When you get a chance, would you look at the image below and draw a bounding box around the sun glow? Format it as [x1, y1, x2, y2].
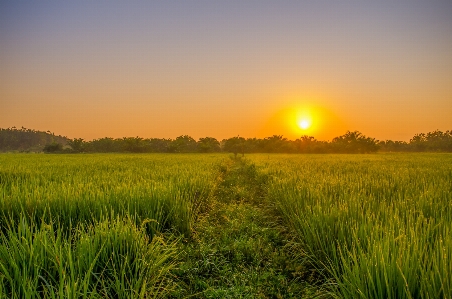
[298, 119, 311, 130]
[261, 97, 347, 140]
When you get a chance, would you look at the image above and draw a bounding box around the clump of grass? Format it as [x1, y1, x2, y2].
[0, 215, 177, 298]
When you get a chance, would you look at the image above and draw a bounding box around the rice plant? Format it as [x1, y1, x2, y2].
[2, 152, 450, 297]
[0, 153, 223, 298]
[253, 153, 452, 299]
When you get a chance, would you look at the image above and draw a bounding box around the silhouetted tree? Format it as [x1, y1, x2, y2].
[87, 137, 121, 152]
[169, 135, 198, 153]
[294, 135, 328, 153]
[331, 131, 379, 153]
[223, 136, 246, 157]
[425, 130, 452, 152]
[121, 137, 148, 153]
[410, 133, 427, 152]
[262, 135, 292, 153]
[148, 138, 172, 152]
[378, 140, 410, 152]
[198, 137, 221, 153]
[67, 138, 86, 152]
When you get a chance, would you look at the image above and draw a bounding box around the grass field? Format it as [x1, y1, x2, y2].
[0, 153, 451, 298]
[0, 154, 221, 298]
[250, 154, 452, 298]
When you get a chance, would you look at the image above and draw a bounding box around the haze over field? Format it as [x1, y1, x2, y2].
[1, 1, 451, 141]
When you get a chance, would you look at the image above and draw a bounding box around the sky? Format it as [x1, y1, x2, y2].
[1, 1, 451, 141]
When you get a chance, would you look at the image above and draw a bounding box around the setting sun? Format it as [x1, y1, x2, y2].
[298, 119, 311, 130]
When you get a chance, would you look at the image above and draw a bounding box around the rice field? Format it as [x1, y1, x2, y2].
[0, 153, 451, 298]
[0, 154, 222, 298]
[250, 153, 452, 298]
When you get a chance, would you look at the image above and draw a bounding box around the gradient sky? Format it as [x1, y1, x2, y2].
[1, 1, 451, 141]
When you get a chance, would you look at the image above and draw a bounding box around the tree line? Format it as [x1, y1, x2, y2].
[1, 127, 451, 154]
[0, 127, 68, 152]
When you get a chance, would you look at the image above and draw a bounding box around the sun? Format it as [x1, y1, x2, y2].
[261, 100, 347, 140]
[298, 119, 311, 130]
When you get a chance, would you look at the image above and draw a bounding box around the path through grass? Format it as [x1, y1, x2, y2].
[172, 157, 324, 298]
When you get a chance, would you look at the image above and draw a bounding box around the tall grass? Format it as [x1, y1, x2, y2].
[0, 216, 178, 298]
[0, 154, 220, 236]
[3, 152, 450, 297]
[252, 153, 452, 298]
[0, 153, 223, 298]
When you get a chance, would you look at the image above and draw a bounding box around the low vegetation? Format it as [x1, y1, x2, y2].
[0, 153, 451, 298]
[0, 154, 220, 298]
[253, 154, 452, 298]
[172, 157, 321, 298]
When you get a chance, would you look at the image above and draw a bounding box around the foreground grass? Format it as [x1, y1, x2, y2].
[0, 154, 222, 298]
[1, 154, 321, 298]
[0, 216, 178, 298]
[1, 153, 450, 298]
[250, 153, 452, 299]
[172, 157, 324, 298]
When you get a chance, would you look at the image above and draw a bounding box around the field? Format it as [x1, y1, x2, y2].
[252, 154, 452, 298]
[0, 153, 451, 298]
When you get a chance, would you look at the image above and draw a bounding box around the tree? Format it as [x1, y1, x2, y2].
[121, 137, 148, 153]
[294, 135, 325, 153]
[223, 136, 246, 157]
[87, 137, 120, 152]
[410, 133, 427, 151]
[378, 140, 409, 152]
[425, 130, 452, 152]
[148, 138, 172, 152]
[262, 135, 289, 153]
[169, 135, 198, 153]
[67, 138, 86, 152]
[198, 137, 221, 153]
[332, 131, 379, 153]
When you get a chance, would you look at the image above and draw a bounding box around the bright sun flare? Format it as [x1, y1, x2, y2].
[298, 119, 311, 130]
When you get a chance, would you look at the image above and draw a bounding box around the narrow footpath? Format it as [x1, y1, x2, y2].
[171, 157, 325, 298]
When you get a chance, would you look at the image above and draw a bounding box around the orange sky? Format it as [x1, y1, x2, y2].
[1, 1, 451, 141]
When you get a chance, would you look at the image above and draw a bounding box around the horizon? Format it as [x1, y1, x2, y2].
[1, 1, 451, 142]
[2, 125, 449, 143]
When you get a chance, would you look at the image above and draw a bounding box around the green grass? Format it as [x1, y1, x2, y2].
[0, 154, 220, 236]
[0, 153, 222, 298]
[0, 216, 178, 298]
[249, 153, 452, 298]
[1, 153, 451, 298]
[172, 157, 322, 298]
